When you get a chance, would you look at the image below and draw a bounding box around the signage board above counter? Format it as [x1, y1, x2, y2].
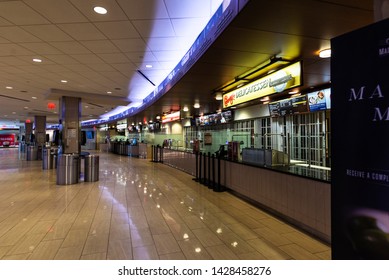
[222, 61, 302, 109]
[162, 111, 181, 123]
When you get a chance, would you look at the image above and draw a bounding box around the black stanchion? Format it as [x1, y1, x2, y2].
[211, 154, 215, 190]
[203, 152, 207, 186]
[199, 152, 203, 184]
[193, 152, 199, 182]
[207, 152, 212, 189]
[214, 155, 223, 192]
[160, 146, 163, 163]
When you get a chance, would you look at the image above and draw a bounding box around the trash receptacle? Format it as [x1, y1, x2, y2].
[84, 154, 99, 182]
[42, 147, 54, 169]
[56, 154, 79, 185]
[26, 145, 38, 161]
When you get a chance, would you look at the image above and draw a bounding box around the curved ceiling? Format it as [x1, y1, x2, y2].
[0, 0, 374, 126]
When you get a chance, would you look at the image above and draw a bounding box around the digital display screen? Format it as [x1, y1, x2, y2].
[307, 88, 331, 112]
[196, 110, 233, 126]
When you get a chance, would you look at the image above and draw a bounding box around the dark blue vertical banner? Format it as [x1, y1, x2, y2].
[331, 18, 389, 259]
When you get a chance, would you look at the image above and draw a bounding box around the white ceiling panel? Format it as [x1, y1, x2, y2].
[62, 64, 93, 72]
[57, 23, 107, 41]
[0, 16, 12, 27]
[95, 21, 140, 40]
[112, 38, 149, 52]
[98, 53, 130, 64]
[0, 43, 34, 56]
[49, 42, 91, 54]
[0, 1, 49, 25]
[80, 40, 120, 54]
[69, 0, 128, 22]
[0, 26, 40, 43]
[16, 65, 48, 74]
[70, 54, 106, 64]
[24, 0, 88, 23]
[171, 18, 207, 37]
[125, 51, 158, 63]
[0, 56, 30, 66]
[22, 25, 74, 42]
[21, 42, 63, 55]
[39, 64, 72, 73]
[165, 0, 214, 18]
[146, 37, 185, 51]
[117, 0, 169, 20]
[43, 54, 80, 65]
[86, 63, 116, 72]
[111, 64, 137, 76]
[133, 19, 175, 38]
[152, 50, 183, 61]
[0, 36, 10, 43]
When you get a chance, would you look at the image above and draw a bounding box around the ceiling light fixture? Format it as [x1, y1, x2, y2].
[183, 106, 189, 112]
[32, 96, 37, 99]
[319, 48, 331, 58]
[94, 6, 107, 15]
[32, 58, 42, 63]
[107, 91, 112, 94]
[193, 103, 200, 109]
[145, 64, 153, 68]
[215, 93, 223, 100]
[6, 86, 13, 89]
[61, 80, 68, 83]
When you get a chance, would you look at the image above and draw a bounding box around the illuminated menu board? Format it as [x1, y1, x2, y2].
[269, 95, 308, 117]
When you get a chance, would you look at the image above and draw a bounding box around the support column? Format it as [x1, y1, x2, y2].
[59, 96, 81, 154]
[25, 121, 33, 144]
[34, 115, 46, 146]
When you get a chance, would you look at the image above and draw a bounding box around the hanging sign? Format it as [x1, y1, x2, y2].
[222, 61, 302, 108]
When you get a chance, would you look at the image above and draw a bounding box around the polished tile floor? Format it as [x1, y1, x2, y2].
[0, 148, 331, 260]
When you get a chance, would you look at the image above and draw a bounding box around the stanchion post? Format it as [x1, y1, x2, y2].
[203, 152, 207, 186]
[211, 154, 215, 190]
[199, 152, 203, 184]
[214, 154, 223, 192]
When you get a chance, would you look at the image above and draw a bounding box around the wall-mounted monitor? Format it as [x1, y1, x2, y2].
[195, 110, 233, 126]
[307, 88, 331, 112]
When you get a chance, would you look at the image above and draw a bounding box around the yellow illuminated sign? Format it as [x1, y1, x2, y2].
[222, 61, 302, 108]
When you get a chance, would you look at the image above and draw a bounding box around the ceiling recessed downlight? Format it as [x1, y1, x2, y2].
[94, 6, 107, 14]
[193, 103, 200, 109]
[6, 86, 13, 89]
[319, 48, 331, 58]
[145, 64, 153, 68]
[33, 58, 42, 63]
[61, 80, 68, 83]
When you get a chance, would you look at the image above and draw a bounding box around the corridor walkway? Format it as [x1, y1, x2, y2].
[0, 148, 330, 260]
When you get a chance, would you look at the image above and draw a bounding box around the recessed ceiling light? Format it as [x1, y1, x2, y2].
[107, 91, 112, 94]
[32, 96, 37, 99]
[85, 105, 89, 108]
[319, 48, 331, 58]
[6, 86, 13, 89]
[94, 6, 107, 14]
[145, 64, 152, 68]
[24, 106, 28, 109]
[183, 106, 189, 112]
[61, 80, 68, 83]
[193, 103, 200, 109]
[33, 58, 42, 63]
[12, 112, 16, 114]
